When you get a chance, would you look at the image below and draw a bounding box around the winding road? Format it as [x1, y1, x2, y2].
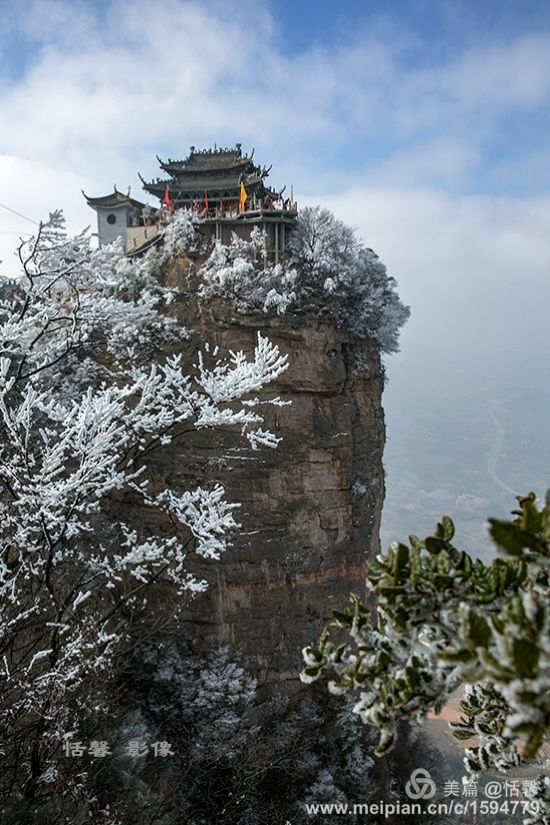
[487, 398, 518, 496]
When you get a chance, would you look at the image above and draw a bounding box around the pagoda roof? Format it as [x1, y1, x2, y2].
[157, 143, 256, 176]
[140, 178, 283, 205]
[82, 188, 145, 211]
[139, 172, 273, 194]
[139, 144, 288, 203]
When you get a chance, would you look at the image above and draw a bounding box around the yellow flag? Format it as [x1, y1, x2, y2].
[239, 182, 247, 212]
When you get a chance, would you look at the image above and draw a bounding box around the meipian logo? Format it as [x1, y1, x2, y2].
[405, 768, 436, 800]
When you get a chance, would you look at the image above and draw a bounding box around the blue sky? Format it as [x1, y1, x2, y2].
[2, 0, 550, 204]
[0, 0, 548, 368]
[1, 0, 549, 360]
[274, 0, 550, 62]
[0, 1, 549, 547]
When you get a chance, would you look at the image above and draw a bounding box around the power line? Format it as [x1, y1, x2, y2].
[0, 201, 39, 226]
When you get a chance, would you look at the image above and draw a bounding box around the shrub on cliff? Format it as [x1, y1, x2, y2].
[88, 642, 414, 825]
[302, 493, 550, 824]
[199, 205, 410, 353]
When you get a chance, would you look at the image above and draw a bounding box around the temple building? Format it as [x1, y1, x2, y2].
[82, 188, 159, 255]
[84, 144, 297, 261]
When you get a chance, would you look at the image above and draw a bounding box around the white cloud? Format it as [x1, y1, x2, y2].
[2, 0, 548, 172]
[0, 155, 90, 274]
[368, 139, 482, 188]
[310, 185, 550, 378]
[442, 34, 550, 110]
[1, 0, 550, 313]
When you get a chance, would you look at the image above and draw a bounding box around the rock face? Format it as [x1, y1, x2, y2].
[150, 258, 386, 683]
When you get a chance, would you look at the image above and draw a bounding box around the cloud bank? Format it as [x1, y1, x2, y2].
[1, 0, 548, 375]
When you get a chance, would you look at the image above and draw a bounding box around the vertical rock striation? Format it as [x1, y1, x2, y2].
[150, 259, 386, 683]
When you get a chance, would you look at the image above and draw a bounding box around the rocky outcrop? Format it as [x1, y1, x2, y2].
[147, 258, 386, 683]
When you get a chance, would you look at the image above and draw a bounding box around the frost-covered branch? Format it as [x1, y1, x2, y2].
[0, 210, 288, 804]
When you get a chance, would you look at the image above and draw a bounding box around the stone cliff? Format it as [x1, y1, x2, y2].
[145, 255, 386, 683]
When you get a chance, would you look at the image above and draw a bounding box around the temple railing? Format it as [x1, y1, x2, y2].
[160, 202, 299, 221]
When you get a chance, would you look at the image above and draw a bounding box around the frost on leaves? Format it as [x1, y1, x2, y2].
[302, 493, 550, 825]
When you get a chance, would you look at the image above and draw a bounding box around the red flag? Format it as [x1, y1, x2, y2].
[204, 191, 209, 212]
[163, 187, 172, 211]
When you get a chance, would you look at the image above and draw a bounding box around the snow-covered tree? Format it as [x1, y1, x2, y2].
[302, 493, 550, 825]
[199, 206, 410, 353]
[90, 641, 385, 825]
[0, 211, 288, 807]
